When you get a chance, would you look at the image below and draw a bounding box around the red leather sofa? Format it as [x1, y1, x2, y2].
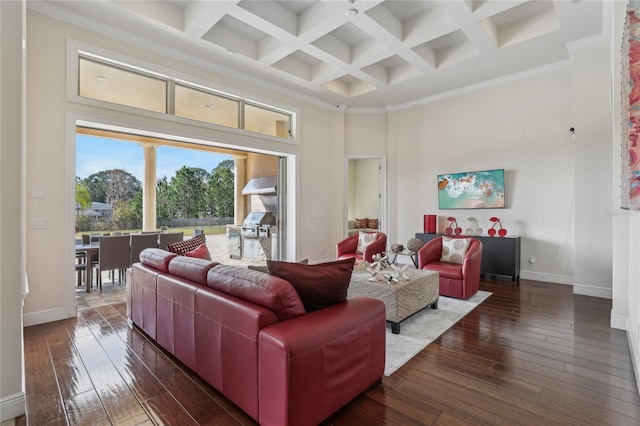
[417, 236, 482, 300]
[128, 248, 386, 426]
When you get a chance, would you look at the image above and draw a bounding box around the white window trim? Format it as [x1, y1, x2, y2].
[66, 39, 299, 145]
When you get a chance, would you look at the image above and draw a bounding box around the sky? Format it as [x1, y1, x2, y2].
[76, 134, 231, 181]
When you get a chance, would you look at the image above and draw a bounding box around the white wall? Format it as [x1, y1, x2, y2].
[343, 42, 614, 294]
[0, 1, 26, 420]
[572, 39, 614, 298]
[391, 68, 577, 284]
[23, 10, 344, 324]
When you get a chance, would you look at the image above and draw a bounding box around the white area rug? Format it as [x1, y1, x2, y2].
[384, 290, 492, 376]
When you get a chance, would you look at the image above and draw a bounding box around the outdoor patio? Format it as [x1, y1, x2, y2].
[76, 233, 259, 310]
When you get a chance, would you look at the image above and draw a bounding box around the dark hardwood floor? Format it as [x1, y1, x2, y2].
[21, 278, 640, 425]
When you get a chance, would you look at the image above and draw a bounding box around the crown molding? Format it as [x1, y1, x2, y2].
[386, 59, 573, 112]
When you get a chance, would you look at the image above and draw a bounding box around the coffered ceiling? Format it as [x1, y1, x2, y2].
[29, 0, 605, 109]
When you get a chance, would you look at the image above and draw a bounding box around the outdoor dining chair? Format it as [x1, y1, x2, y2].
[130, 233, 159, 267]
[96, 235, 130, 291]
[159, 232, 184, 251]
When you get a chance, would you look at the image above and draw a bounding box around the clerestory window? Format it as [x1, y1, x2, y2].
[77, 53, 295, 140]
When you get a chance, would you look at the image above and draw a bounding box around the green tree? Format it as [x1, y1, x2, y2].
[156, 176, 175, 223]
[170, 166, 209, 218]
[82, 169, 141, 205]
[112, 191, 142, 229]
[75, 181, 92, 212]
[208, 160, 234, 217]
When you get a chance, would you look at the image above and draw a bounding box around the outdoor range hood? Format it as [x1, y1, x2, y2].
[242, 176, 277, 195]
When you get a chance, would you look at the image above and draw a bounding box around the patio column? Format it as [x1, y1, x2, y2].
[233, 155, 247, 225]
[142, 144, 157, 231]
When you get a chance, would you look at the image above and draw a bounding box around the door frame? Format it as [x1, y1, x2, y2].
[343, 155, 387, 237]
[68, 113, 299, 317]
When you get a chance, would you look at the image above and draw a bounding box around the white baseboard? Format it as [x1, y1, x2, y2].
[611, 313, 628, 330]
[0, 392, 25, 422]
[573, 283, 612, 299]
[23, 307, 68, 327]
[519, 270, 573, 285]
[626, 322, 640, 396]
[520, 272, 612, 299]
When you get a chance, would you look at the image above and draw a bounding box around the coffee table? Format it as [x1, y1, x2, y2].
[386, 249, 418, 267]
[347, 268, 439, 334]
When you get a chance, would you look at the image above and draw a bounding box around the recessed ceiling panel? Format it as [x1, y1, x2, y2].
[323, 74, 376, 98]
[423, 30, 481, 69]
[272, 50, 321, 81]
[33, 0, 605, 107]
[237, 0, 298, 36]
[486, 0, 559, 48]
[202, 15, 271, 60]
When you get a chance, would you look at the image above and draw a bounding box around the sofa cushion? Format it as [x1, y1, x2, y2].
[139, 248, 178, 272]
[440, 236, 471, 264]
[207, 265, 305, 321]
[356, 231, 378, 254]
[423, 261, 464, 280]
[168, 255, 219, 285]
[247, 258, 308, 274]
[354, 217, 369, 229]
[367, 218, 379, 229]
[267, 258, 355, 313]
[167, 233, 206, 256]
[185, 243, 212, 261]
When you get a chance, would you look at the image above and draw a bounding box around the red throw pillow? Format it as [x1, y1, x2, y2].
[167, 233, 206, 256]
[267, 258, 355, 312]
[354, 218, 368, 229]
[185, 243, 212, 261]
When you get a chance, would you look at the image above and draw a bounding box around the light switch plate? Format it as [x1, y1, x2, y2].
[30, 218, 49, 229]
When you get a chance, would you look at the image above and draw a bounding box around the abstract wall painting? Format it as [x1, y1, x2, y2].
[437, 169, 505, 210]
[622, 1, 640, 210]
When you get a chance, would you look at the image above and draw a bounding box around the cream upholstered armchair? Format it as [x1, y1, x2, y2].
[417, 236, 482, 300]
[337, 232, 387, 264]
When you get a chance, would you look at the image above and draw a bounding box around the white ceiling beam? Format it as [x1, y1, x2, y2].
[184, 1, 238, 38]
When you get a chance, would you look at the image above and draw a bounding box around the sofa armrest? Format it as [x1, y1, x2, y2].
[363, 233, 387, 263]
[418, 238, 442, 269]
[461, 239, 483, 298]
[336, 233, 358, 258]
[258, 297, 386, 426]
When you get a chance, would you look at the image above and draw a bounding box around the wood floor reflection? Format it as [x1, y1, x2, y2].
[22, 279, 640, 425]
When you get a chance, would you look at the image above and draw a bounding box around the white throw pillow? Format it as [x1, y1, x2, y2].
[440, 236, 471, 264]
[356, 231, 378, 254]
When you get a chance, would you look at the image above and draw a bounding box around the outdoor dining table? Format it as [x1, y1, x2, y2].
[75, 243, 99, 293]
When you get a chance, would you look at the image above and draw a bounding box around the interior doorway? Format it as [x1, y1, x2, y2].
[345, 157, 386, 236]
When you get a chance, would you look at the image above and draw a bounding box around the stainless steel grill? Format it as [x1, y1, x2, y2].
[241, 212, 276, 238]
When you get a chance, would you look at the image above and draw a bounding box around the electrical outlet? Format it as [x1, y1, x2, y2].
[30, 218, 49, 229]
[529, 256, 535, 264]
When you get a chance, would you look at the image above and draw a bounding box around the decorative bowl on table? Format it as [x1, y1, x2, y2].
[406, 237, 424, 252]
[391, 243, 404, 253]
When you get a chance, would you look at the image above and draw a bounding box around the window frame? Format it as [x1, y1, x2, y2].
[67, 40, 299, 145]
